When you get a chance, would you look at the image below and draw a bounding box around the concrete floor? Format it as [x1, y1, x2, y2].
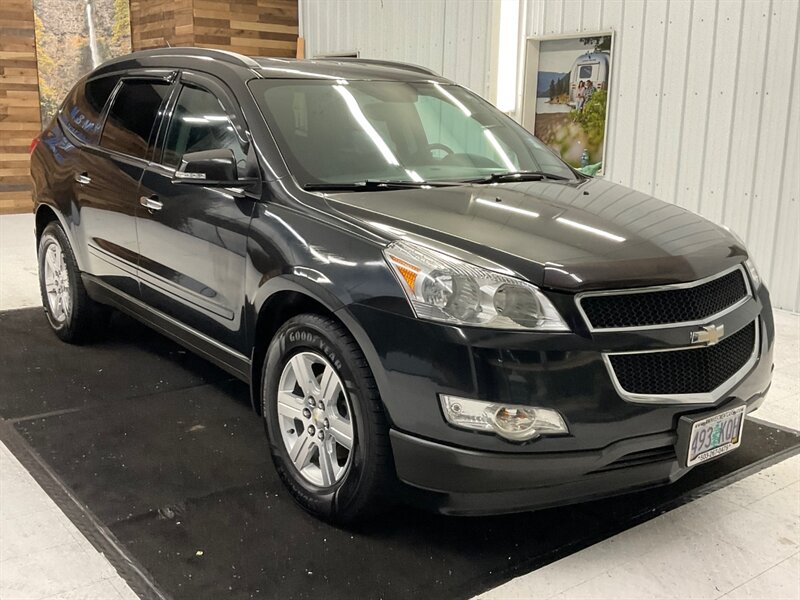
[0, 213, 798, 600]
[1, 215, 137, 599]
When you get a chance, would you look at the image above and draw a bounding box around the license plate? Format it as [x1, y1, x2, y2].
[687, 405, 746, 467]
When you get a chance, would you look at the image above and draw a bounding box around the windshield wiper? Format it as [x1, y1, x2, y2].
[303, 179, 456, 192]
[463, 170, 572, 184]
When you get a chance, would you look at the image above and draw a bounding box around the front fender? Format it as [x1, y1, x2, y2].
[249, 271, 347, 318]
[246, 273, 397, 426]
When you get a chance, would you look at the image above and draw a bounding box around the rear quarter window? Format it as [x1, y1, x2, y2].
[99, 80, 171, 160]
[59, 75, 118, 144]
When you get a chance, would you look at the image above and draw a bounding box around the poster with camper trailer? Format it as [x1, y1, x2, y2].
[33, 0, 132, 127]
[532, 34, 612, 176]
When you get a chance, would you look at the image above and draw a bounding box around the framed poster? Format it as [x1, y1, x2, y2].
[521, 32, 614, 176]
[33, 0, 132, 127]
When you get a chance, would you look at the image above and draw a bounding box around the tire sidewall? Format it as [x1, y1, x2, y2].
[262, 317, 374, 520]
[38, 225, 78, 336]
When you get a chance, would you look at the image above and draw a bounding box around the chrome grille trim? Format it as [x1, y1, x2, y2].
[601, 319, 760, 405]
[576, 264, 752, 332]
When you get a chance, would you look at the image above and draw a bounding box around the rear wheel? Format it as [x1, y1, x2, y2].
[262, 313, 395, 523]
[37, 222, 106, 343]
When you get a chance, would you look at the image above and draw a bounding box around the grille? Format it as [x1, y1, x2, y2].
[608, 321, 756, 396]
[579, 267, 749, 329]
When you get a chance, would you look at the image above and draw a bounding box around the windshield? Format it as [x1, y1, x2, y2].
[248, 79, 577, 186]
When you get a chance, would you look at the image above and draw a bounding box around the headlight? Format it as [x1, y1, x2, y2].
[744, 257, 761, 289]
[440, 395, 568, 441]
[383, 240, 568, 330]
[722, 226, 762, 288]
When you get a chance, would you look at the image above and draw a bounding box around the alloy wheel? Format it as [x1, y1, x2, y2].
[43, 240, 71, 323]
[276, 351, 355, 487]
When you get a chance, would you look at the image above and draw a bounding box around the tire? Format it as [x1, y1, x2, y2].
[37, 222, 107, 343]
[262, 313, 395, 524]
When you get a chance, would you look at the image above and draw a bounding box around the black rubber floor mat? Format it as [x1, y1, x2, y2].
[2, 307, 798, 600]
[0, 308, 229, 420]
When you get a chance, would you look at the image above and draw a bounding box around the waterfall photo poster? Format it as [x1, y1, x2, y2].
[33, 0, 132, 126]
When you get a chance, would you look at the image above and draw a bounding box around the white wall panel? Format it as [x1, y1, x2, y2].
[606, 0, 645, 185]
[746, 0, 799, 302]
[580, 0, 603, 32]
[722, 0, 771, 239]
[699, 1, 744, 225]
[629, 0, 668, 195]
[300, 0, 493, 96]
[676, 0, 717, 215]
[597, 0, 626, 185]
[527, 0, 800, 311]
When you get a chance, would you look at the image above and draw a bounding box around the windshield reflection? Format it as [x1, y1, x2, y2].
[249, 79, 577, 188]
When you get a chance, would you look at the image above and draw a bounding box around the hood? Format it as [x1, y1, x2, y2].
[321, 177, 747, 292]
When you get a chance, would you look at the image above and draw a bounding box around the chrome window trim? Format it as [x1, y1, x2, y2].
[602, 319, 760, 405]
[576, 264, 752, 332]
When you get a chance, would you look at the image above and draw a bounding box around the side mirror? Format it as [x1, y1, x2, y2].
[172, 149, 241, 186]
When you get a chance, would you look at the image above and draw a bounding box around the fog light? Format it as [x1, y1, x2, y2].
[439, 395, 568, 441]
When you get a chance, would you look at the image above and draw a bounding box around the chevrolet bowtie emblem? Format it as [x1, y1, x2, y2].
[691, 324, 725, 346]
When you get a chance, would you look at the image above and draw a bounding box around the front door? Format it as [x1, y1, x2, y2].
[136, 73, 257, 351]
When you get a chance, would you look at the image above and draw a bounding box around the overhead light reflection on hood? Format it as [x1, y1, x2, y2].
[547, 266, 583, 283]
[475, 197, 539, 218]
[556, 217, 626, 243]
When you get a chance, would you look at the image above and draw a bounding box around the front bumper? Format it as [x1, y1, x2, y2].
[390, 393, 767, 515]
[345, 284, 774, 513]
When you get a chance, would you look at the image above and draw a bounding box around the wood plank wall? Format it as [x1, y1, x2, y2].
[131, 0, 298, 58]
[193, 0, 298, 57]
[130, 0, 194, 50]
[0, 0, 40, 215]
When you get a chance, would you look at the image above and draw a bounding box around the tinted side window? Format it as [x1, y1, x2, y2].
[162, 85, 246, 169]
[60, 75, 118, 144]
[100, 80, 171, 159]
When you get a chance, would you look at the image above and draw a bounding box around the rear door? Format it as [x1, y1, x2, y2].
[44, 73, 117, 270]
[79, 75, 174, 297]
[136, 72, 257, 351]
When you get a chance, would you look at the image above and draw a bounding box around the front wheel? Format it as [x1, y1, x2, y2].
[262, 314, 395, 523]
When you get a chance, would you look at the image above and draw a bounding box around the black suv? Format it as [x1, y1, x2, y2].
[31, 49, 774, 522]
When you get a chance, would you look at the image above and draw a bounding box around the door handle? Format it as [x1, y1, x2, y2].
[74, 172, 91, 185]
[139, 195, 163, 211]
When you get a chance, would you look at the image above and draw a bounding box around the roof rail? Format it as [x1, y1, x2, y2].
[121, 47, 261, 69]
[313, 57, 439, 77]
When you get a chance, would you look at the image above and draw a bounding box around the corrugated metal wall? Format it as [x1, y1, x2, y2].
[299, 0, 494, 96]
[301, 0, 799, 311]
[527, 0, 799, 311]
